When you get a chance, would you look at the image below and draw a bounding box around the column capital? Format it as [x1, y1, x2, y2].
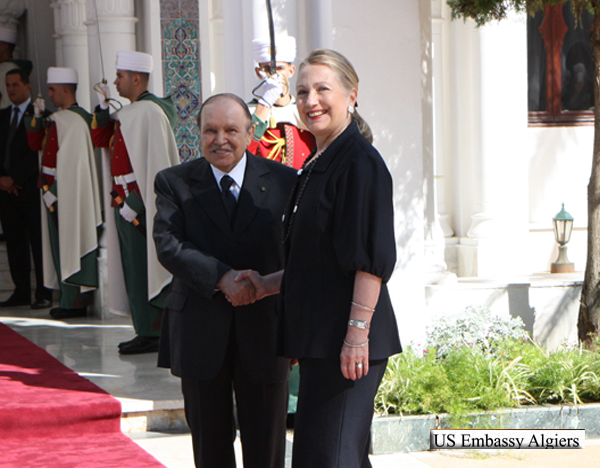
[0, 0, 25, 29]
[85, 0, 134, 19]
[52, 0, 87, 36]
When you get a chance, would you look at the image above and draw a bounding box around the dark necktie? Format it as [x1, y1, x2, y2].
[4, 107, 19, 172]
[220, 175, 237, 226]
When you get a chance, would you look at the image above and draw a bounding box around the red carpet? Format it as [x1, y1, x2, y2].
[0, 322, 165, 467]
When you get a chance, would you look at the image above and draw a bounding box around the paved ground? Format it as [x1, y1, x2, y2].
[3, 303, 600, 467]
[130, 429, 600, 468]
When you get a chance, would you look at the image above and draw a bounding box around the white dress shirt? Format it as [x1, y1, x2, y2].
[210, 154, 247, 201]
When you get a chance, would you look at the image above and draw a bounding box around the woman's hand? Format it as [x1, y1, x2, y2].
[234, 270, 269, 301]
[340, 270, 380, 380]
[340, 328, 370, 380]
[234, 270, 284, 301]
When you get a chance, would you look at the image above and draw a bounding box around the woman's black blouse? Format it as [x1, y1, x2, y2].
[279, 121, 402, 360]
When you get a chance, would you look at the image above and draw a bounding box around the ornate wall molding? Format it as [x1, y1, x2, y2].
[51, 0, 87, 36]
[85, 0, 133, 18]
[0, 0, 25, 28]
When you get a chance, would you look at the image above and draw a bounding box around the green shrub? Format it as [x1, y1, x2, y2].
[375, 307, 600, 424]
[426, 305, 529, 357]
[375, 342, 534, 420]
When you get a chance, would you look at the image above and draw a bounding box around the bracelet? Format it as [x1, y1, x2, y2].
[351, 301, 375, 313]
[343, 338, 370, 348]
[348, 319, 370, 330]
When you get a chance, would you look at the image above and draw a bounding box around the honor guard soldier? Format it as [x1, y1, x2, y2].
[25, 67, 102, 319]
[248, 35, 315, 169]
[91, 51, 179, 354]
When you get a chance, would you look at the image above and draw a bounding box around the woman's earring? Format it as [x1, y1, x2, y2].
[348, 104, 355, 114]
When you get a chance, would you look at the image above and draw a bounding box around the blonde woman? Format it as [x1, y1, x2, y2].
[239, 49, 401, 467]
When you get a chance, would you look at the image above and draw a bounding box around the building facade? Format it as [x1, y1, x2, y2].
[0, 0, 586, 348]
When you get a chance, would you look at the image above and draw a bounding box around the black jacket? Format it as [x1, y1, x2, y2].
[0, 103, 39, 189]
[154, 152, 296, 383]
[279, 121, 402, 360]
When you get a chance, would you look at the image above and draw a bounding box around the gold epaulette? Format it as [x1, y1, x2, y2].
[263, 129, 286, 161]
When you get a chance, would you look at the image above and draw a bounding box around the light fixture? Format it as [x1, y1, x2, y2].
[551, 203, 574, 273]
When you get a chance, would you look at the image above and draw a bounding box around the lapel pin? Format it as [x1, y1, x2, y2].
[260, 186, 266, 192]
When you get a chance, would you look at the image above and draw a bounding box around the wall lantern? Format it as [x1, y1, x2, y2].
[551, 203, 574, 273]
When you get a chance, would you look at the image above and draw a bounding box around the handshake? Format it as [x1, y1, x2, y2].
[217, 269, 270, 307]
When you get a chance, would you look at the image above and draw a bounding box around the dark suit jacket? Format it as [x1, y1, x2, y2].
[154, 152, 296, 384]
[0, 103, 39, 189]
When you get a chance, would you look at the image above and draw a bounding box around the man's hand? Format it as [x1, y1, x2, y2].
[254, 73, 286, 108]
[119, 202, 138, 222]
[94, 82, 110, 110]
[218, 269, 257, 306]
[0, 177, 19, 196]
[0, 176, 14, 192]
[234, 270, 270, 301]
[33, 97, 45, 117]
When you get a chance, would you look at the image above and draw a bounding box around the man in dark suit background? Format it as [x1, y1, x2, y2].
[153, 93, 296, 468]
[0, 68, 51, 309]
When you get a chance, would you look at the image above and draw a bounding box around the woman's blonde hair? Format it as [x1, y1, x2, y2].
[298, 49, 373, 143]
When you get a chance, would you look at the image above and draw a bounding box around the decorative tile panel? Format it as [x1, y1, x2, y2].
[179, 0, 199, 19]
[160, 0, 202, 162]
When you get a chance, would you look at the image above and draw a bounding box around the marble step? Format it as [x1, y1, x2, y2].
[119, 397, 186, 434]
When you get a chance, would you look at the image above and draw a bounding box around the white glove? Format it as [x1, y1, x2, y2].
[119, 202, 138, 222]
[95, 82, 110, 110]
[33, 97, 45, 117]
[43, 190, 57, 209]
[255, 73, 285, 108]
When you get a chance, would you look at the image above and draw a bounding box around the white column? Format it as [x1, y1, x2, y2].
[84, 0, 137, 318]
[432, 2, 454, 240]
[423, 0, 456, 284]
[50, 1, 64, 66]
[221, 0, 254, 98]
[455, 14, 530, 278]
[251, 0, 299, 39]
[208, 0, 302, 100]
[51, 0, 90, 110]
[306, 0, 332, 50]
[138, 0, 163, 97]
[84, 0, 137, 108]
[0, 1, 24, 29]
[204, 0, 224, 96]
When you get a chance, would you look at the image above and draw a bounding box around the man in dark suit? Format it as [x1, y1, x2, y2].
[0, 68, 51, 309]
[153, 93, 296, 468]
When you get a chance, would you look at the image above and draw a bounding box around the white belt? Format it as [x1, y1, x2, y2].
[42, 166, 56, 176]
[113, 173, 136, 197]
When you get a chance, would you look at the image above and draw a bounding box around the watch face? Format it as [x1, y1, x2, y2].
[349, 319, 369, 329]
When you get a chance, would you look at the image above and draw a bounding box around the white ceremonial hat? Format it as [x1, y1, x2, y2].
[0, 26, 17, 45]
[252, 35, 296, 64]
[116, 50, 153, 73]
[47, 67, 78, 84]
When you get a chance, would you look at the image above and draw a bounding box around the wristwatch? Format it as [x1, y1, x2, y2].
[348, 319, 370, 330]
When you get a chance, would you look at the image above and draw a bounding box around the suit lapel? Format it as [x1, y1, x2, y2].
[233, 153, 270, 239]
[6, 106, 20, 148]
[8, 104, 33, 147]
[189, 159, 232, 237]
